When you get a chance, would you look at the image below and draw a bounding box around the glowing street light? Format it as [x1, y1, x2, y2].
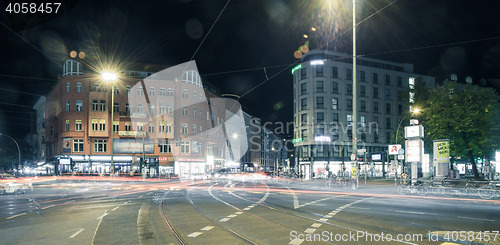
[395, 107, 421, 146]
[101, 71, 118, 176]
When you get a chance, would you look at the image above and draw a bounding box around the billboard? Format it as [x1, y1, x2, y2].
[113, 139, 154, 154]
[405, 139, 423, 162]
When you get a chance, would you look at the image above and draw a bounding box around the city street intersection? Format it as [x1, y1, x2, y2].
[1, 176, 499, 245]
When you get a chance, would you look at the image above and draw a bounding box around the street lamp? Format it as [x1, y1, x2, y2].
[102, 71, 118, 176]
[0, 133, 21, 176]
[395, 108, 420, 146]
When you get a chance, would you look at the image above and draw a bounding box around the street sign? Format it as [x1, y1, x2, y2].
[398, 154, 405, 160]
[350, 154, 356, 161]
[398, 148, 404, 155]
[357, 149, 366, 154]
[388, 144, 402, 155]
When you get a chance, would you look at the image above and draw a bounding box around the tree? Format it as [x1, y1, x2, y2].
[419, 80, 498, 179]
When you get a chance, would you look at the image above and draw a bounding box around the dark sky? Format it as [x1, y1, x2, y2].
[1, 0, 500, 139]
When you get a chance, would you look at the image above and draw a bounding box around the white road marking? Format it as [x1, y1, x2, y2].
[289, 238, 304, 245]
[6, 212, 26, 220]
[200, 226, 214, 231]
[235, 212, 243, 215]
[112, 206, 120, 211]
[96, 212, 109, 220]
[219, 218, 230, 222]
[69, 228, 85, 239]
[42, 205, 55, 210]
[227, 214, 237, 218]
[457, 216, 495, 222]
[311, 223, 322, 228]
[187, 232, 203, 238]
[304, 228, 316, 234]
[395, 210, 425, 215]
[92, 210, 108, 245]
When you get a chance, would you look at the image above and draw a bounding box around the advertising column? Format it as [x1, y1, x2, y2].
[433, 139, 450, 179]
[404, 124, 424, 183]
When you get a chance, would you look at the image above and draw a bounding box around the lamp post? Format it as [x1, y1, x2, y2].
[102, 71, 118, 176]
[0, 133, 21, 176]
[394, 108, 420, 183]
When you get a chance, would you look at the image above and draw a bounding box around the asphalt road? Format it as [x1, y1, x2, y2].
[1, 177, 499, 245]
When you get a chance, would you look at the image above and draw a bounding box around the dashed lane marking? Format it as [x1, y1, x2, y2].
[69, 228, 85, 239]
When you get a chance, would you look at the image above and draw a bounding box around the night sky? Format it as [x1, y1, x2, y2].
[1, 0, 500, 139]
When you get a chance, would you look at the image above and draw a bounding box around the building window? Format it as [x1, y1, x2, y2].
[301, 113, 307, 126]
[193, 124, 197, 134]
[125, 103, 130, 113]
[158, 121, 165, 133]
[346, 68, 352, 80]
[398, 104, 403, 114]
[385, 89, 391, 100]
[332, 82, 338, 94]
[386, 103, 391, 114]
[73, 139, 83, 152]
[300, 98, 307, 111]
[332, 98, 338, 110]
[360, 116, 366, 127]
[149, 123, 155, 133]
[50, 125, 54, 136]
[300, 83, 307, 95]
[347, 114, 353, 124]
[193, 107, 197, 117]
[166, 104, 172, 114]
[114, 102, 119, 113]
[360, 86, 366, 97]
[301, 129, 308, 141]
[180, 141, 190, 153]
[113, 121, 119, 132]
[75, 120, 82, 131]
[66, 100, 70, 112]
[166, 124, 172, 133]
[92, 100, 98, 111]
[136, 122, 143, 131]
[347, 84, 352, 94]
[300, 68, 307, 80]
[374, 133, 379, 143]
[100, 100, 106, 111]
[373, 87, 379, 98]
[159, 141, 171, 153]
[386, 132, 391, 143]
[386, 74, 391, 85]
[149, 87, 155, 96]
[373, 73, 378, 83]
[397, 76, 403, 87]
[316, 112, 324, 124]
[99, 119, 106, 131]
[182, 107, 187, 116]
[193, 91, 197, 101]
[126, 85, 131, 95]
[374, 102, 379, 113]
[182, 123, 188, 134]
[332, 66, 338, 78]
[315, 65, 323, 77]
[66, 82, 70, 93]
[149, 104, 155, 115]
[398, 92, 403, 102]
[360, 71, 365, 82]
[347, 99, 352, 110]
[137, 104, 143, 113]
[332, 113, 339, 122]
[125, 122, 131, 131]
[182, 89, 188, 99]
[160, 87, 166, 96]
[65, 120, 70, 131]
[167, 88, 173, 96]
[138, 86, 143, 96]
[159, 104, 165, 114]
[316, 97, 324, 109]
[75, 100, 82, 111]
[94, 139, 107, 153]
[316, 81, 324, 93]
[76, 83, 82, 93]
[113, 86, 119, 95]
[360, 101, 366, 112]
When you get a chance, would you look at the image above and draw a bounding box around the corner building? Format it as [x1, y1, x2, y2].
[45, 60, 228, 177]
[292, 49, 435, 179]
